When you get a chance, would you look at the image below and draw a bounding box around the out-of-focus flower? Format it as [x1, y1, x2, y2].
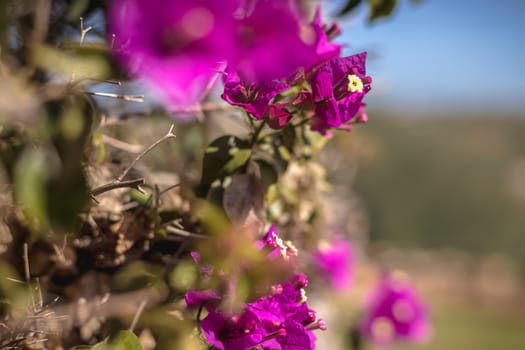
[310, 6, 342, 65]
[312, 238, 354, 291]
[221, 5, 342, 128]
[257, 224, 299, 260]
[108, 0, 239, 110]
[232, 0, 322, 82]
[185, 226, 324, 349]
[109, 0, 330, 113]
[308, 52, 372, 135]
[359, 272, 431, 347]
[192, 274, 325, 350]
[185, 289, 222, 309]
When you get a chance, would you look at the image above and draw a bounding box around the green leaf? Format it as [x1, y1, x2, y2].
[67, 0, 91, 20]
[45, 97, 92, 230]
[92, 131, 107, 163]
[260, 127, 295, 175]
[223, 172, 264, 229]
[368, 0, 398, 21]
[111, 261, 163, 293]
[224, 148, 252, 173]
[129, 187, 153, 207]
[76, 331, 143, 350]
[107, 331, 143, 350]
[338, 0, 363, 16]
[255, 159, 278, 192]
[195, 199, 230, 235]
[0, 262, 29, 313]
[201, 135, 250, 185]
[14, 148, 49, 230]
[32, 43, 110, 82]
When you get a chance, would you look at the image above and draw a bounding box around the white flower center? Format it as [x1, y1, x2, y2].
[347, 74, 364, 93]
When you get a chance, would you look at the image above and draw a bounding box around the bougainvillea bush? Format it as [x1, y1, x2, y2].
[0, 0, 430, 349]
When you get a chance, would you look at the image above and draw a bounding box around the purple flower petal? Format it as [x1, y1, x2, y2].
[359, 273, 432, 346]
[221, 67, 289, 120]
[308, 52, 370, 133]
[108, 0, 239, 110]
[232, 0, 319, 81]
[201, 310, 264, 350]
[312, 239, 354, 291]
[185, 289, 222, 309]
[310, 6, 342, 65]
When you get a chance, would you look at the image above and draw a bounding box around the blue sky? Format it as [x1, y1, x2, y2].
[330, 0, 525, 115]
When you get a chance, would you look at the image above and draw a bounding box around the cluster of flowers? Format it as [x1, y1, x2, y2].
[108, 0, 371, 135]
[312, 239, 430, 346]
[184, 226, 430, 349]
[221, 8, 371, 135]
[185, 225, 326, 350]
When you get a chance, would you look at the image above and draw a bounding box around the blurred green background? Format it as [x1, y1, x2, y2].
[353, 113, 525, 271]
[330, 0, 525, 348]
[338, 112, 525, 349]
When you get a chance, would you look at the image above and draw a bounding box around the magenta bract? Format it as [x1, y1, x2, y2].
[309, 52, 371, 134]
[359, 273, 431, 346]
[312, 239, 354, 291]
[108, 0, 239, 110]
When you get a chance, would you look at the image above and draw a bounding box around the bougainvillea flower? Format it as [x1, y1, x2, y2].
[309, 52, 372, 134]
[312, 238, 354, 291]
[195, 274, 324, 350]
[201, 309, 266, 350]
[108, 0, 239, 110]
[265, 103, 293, 129]
[185, 224, 324, 349]
[359, 273, 431, 346]
[185, 289, 221, 309]
[232, 0, 321, 82]
[222, 5, 342, 127]
[221, 67, 290, 121]
[310, 6, 342, 65]
[257, 224, 298, 260]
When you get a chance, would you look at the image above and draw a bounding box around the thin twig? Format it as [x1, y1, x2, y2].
[171, 103, 237, 115]
[158, 183, 181, 196]
[117, 124, 176, 182]
[23, 243, 36, 313]
[90, 193, 100, 204]
[164, 218, 184, 230]
[165, 226, 207, 239]
[79, 17, 93, 45]
[35, 278, 43, 311]
[153, 184, 161, 231]
[102, 135, 143, 154]
[23, 243, 30, 282]
[5, 277, 24, 284]
[250, 120, 266, 147]
[91, 178, 145, 196]
[84, 78, 122, 86]
[86, 91, 144, 103]
[129, 298, 148, 332]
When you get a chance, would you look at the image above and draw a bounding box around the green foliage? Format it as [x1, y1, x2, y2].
[32, 43, 110, 83]
[14, 148, 49, 230]
[345, 114, 525, 271]
[76, 331, 143, 350]
[390, 306, 525, 350]
[111, 261, 164, 293]
[368, 0, 398, 21]
[338, 0, 402, 21]
[0, 262, 29, 315]
[200, 135, 251, 186]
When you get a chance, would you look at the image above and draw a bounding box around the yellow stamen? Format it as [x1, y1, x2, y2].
[347, 74, 364, 93]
